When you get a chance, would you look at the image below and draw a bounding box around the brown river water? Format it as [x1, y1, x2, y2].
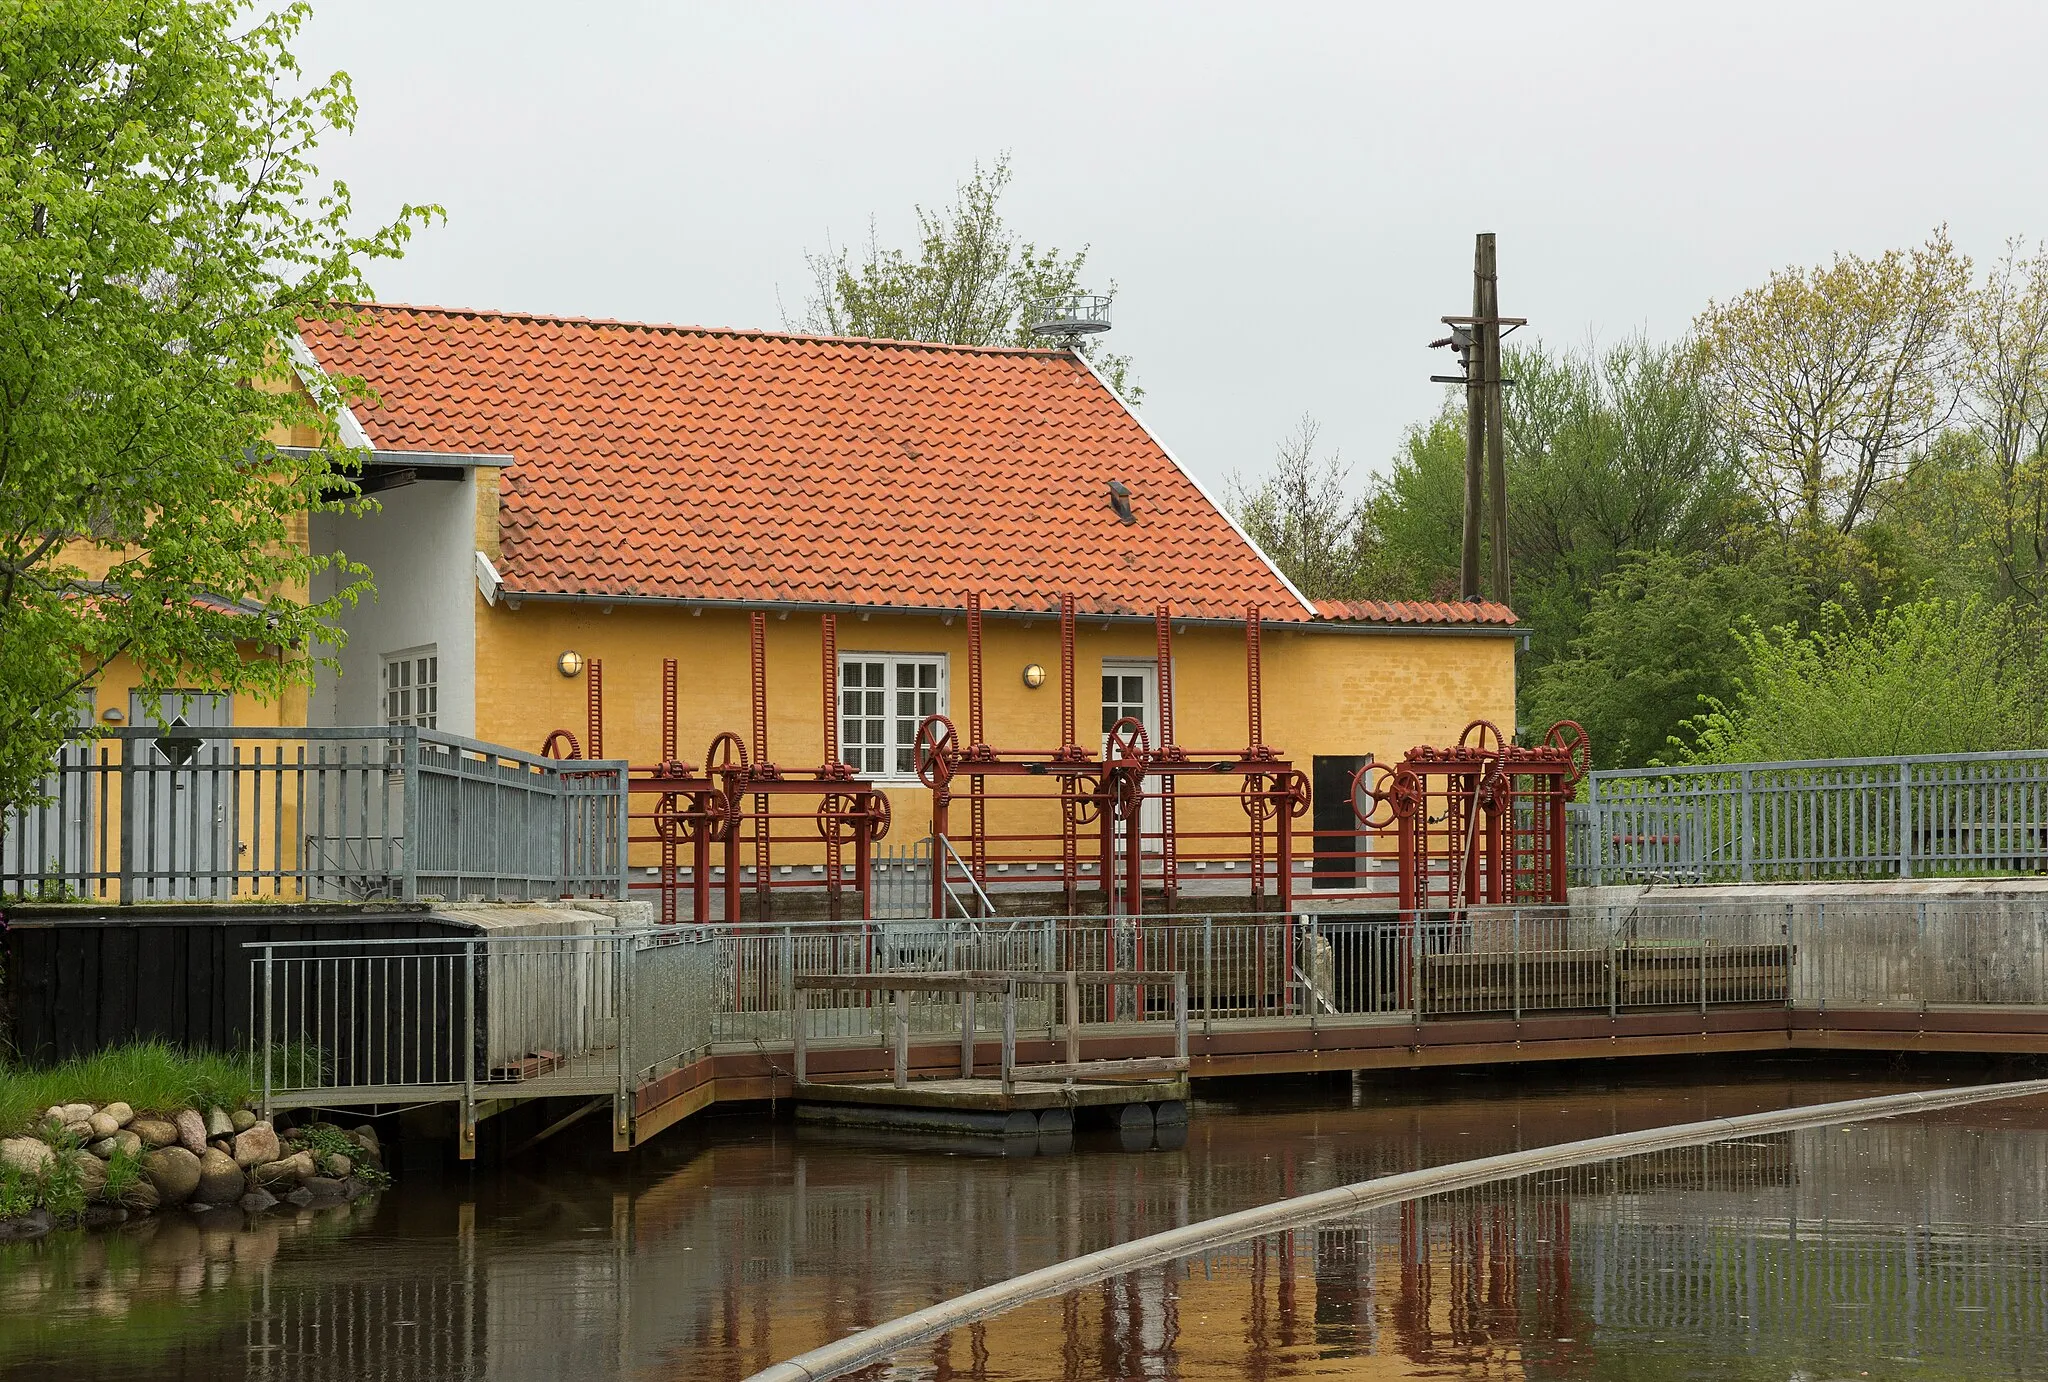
[1, 1057, 2044, 1381]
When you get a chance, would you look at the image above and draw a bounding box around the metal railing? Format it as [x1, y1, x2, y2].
[234, 895, 2048, 1119]
[791, 970, 1189, 1091]
[1, 726, 627, 903]
[246, 928, 716, 1129]
[1576, 750, 2048, 886]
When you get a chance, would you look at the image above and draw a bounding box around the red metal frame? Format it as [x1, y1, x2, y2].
[540, 616, 891, 924]
[915, 599, 1311, 919]
[1354, 718, 1589, 915]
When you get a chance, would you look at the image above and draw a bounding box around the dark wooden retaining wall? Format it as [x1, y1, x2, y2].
[2, 904, 476, 1062]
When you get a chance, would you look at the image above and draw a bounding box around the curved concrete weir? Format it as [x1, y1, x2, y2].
[745, 1078, 2048, 1382]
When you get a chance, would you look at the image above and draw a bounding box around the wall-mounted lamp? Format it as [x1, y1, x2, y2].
[557, 650, 586, 678]
[100, 708, 125, 724]
[1022, 663, 1047, 689]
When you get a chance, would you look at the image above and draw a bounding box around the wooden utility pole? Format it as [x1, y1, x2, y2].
[1431, 233, 1525, 606]
[1459, 242, 1485, 601]
[1477, 234, 1510, 605]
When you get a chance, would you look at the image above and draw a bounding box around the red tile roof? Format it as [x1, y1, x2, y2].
[298, 306, 1315, 621]
[1314, 599, 1519, 627]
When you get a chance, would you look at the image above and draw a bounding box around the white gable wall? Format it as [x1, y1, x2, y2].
[308, 473, 479, 735]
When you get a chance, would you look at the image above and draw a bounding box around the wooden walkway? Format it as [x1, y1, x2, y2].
[618, 1000, 2048, 1147]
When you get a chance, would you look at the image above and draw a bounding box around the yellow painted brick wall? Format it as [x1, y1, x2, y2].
[475, 602, 1516, 867]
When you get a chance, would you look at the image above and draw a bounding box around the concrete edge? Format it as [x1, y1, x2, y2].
[743, 1078, 2048, 1382]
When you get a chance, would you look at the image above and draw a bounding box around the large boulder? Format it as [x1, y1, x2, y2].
[130, 1118, 179, 1150]
[230, 1109, 257, 1133]
[204, 1107, 234, 1139]
[88, 1131, 142, 1161]
[117, 1177, 159, 1212]
[61, 1120, 94, 1142]
[352, 1125, 382, 1162]
[301, 1176, 348, 1200]
[141, 1146, 202, 1207]
[195, 1149, 244, 1206]
[173, 1109, 208, 1157]
[253, 1152, 315, 1190]
[63, 1150, 108, 1198]
[232, 1122, 280, 1169]
[320, 1153, 353, 1179]
[238, 1187, 278, 1213]
[101, 1102, 133, 1128]
[87, 1111, 120, 1139]
[0, 1138, 52, 1175]
[57, 1103, 93, 1124]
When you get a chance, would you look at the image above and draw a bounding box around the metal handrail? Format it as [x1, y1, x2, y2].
[935, 833, 997, 919]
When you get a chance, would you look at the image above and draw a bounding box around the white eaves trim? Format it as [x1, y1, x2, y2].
[282, 331, 375, 450]
[1072, 351, 1318, 619]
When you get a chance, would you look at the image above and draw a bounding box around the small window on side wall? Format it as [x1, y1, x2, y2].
[382, 646, 439, 729]
[840, 654, 945, 779]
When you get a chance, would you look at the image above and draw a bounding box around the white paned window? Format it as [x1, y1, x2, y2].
[840, 654, 946, 779]
[382, 646, 440, 729]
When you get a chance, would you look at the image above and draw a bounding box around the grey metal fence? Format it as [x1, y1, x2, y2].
[246, 928, 717, 1126]
[232, 895, 2048, 1119]
[0, 726, 627, 903]
[1575, 751, 2048, 885]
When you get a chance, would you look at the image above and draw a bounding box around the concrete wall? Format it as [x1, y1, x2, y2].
[309, 474, 480, 735]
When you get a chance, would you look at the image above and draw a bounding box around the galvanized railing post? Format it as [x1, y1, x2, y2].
[1607, 906, 1618, 1019]
[1739, 767, 1754, 883]
[1512, 908, 1522, 1024]
[400, 729, 420, 902]
[1000, 979, 1017, 1094]
[117, 735, 138, 905]
[261, 944, 275, 1116]
[1898, 760, 1913, 880]
[1587, 774, 1604, 888]
[616, 936, 634, 1142]
[892, 987, 910, 1089]
[1175, 972, 1189, 1066]
[461, 939, 477, 1158]
[1202, 916, 1214, 1035]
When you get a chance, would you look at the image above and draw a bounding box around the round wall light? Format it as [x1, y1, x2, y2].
[1022, 663, 1048, 689]
[557, 650, 586, 678]
[100, 707, 125, 724]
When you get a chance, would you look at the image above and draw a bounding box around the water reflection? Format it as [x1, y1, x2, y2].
[0, 1065, 2036, 1380]
[889, 1117, 2048, 1379]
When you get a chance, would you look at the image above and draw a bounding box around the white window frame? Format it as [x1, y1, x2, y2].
[838, 652, 948, 783]
[381, 645, 441, 730]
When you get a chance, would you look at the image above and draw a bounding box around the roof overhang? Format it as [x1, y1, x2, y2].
[491, 589, 1521, 635]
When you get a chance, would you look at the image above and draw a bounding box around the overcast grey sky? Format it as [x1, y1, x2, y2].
[299, 1, 2048, 492]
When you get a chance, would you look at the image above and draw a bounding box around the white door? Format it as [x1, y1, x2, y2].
[128, 692, 232, 899]
[1101, 661, 1164, 852]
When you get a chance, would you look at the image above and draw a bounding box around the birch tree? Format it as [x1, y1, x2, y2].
[1696, 230, 1969, 537]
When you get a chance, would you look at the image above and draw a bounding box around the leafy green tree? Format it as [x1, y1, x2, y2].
[1522, 550, 1798, 768]
[1695, 229, 1970, 539]
[0, 0, 432, 812]
[790, 153, 1139, 399]
[1225, 415, 1379, 599]
[1675, 597, 2047, 763]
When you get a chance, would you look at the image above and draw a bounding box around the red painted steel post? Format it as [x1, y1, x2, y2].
[1548, 777, 1569, 905]
[1154, 606, 1177, 903]
[966, 593, 986, 886]
[1060, 593, 1078, 914]
[821, 615, 842, 916]
[1246, 604, 1264, 752]
[586, 658, 604, 762]
[930, 786, 950, 919]
[1485, 778, 1507, 906]
[748, 613, 771, 920]
[1278, 783, 1294, 913]
[660, 659, 678, 926]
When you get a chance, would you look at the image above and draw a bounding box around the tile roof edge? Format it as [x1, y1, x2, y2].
[1067, 352, 1319, 620]
[495, 589, 1314, 622]
[304, 303, 1083, 358]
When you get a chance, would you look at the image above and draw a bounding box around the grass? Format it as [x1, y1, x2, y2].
[0, 1042, 253, 1136]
